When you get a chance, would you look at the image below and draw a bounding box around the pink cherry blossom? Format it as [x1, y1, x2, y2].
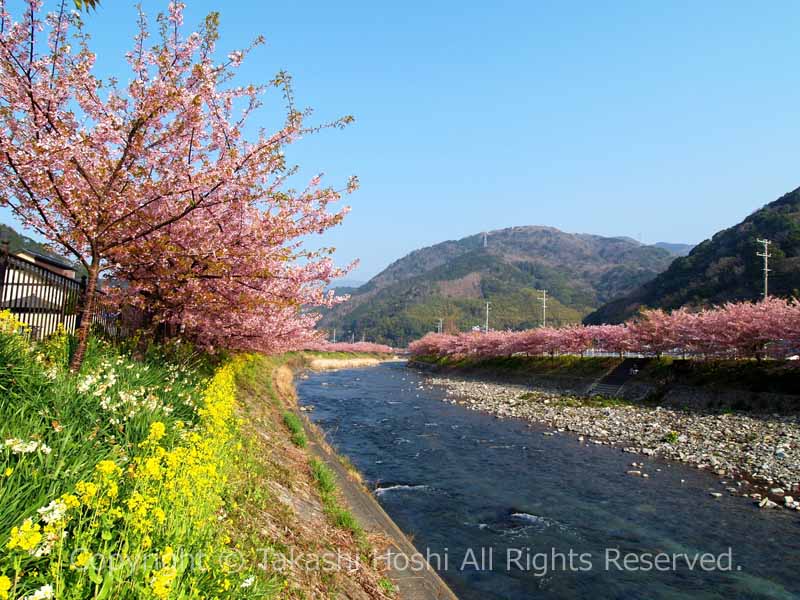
[409, 298, 800, 362]
[0, 1, 355, 366]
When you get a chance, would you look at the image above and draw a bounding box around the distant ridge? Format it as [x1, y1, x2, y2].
[652, 242, 694, 256]
[321, 225, 677, 346]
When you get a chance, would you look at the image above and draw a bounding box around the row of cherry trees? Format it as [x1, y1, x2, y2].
[0, 1, 355, 368]
[409, 298, 800, 361]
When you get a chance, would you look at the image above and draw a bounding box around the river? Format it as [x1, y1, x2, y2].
[296, 362, 800, 599]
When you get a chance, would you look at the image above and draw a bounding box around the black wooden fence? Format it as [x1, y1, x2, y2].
[0, 242, 84, 340]
[0, 242, 130, 341]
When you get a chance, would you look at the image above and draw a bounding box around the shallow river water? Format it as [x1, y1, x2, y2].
[296, 362, 800, 600]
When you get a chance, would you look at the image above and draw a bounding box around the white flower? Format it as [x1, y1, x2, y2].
[4, 438, 50, 455]
[77, 374, 96, 393]
[24, 584, 54, 600]
[241, 576, 255, 588]
[37, 500, 67, 524]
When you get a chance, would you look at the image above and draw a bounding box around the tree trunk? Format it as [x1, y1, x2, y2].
[69, 263, 99, 372]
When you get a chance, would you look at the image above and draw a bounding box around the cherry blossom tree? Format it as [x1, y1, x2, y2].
[408, 299, 800, 361]
[0, 1, 354, 368]
[627, 309, 678, 357]
[105, 176, 355, 353]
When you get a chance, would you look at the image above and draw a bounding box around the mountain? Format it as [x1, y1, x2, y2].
[325, 279, 366, 293]
[653, 242, 694, 256]
[332, 279, 367, 289]
[0, 222, 88, 279]
[321, 226, 677, 346]
[585, 187, 800, 324]
[0, 223, 65, 261]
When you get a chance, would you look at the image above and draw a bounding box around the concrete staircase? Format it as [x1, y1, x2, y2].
[587, 357, 652, 398]
[588, 382, 624, 397]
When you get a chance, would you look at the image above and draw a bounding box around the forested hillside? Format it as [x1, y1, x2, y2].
[323, 226, 678, 345]
[585, 187, 800, 324]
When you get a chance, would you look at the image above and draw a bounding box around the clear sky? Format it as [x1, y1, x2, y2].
[3, 1, 800, 280]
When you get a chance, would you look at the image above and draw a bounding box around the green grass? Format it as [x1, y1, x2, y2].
[310, 458, 337, 497]
[0, 315, 279, 598]
[282, 411, 307, 447]
[379, 577, 397, 595]
[309, 458, 364, 542]
[520, 391, 631, 408]
[326, 504, 362, 532]
[663, 430, 680, 444]
[0, 325, 208, 544]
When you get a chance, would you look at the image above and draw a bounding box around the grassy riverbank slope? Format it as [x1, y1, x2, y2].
[0, 315, 393, 599]
[412, 354, 617, 379]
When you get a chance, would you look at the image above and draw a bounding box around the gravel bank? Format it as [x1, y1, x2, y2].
[307, 357, 397, 370]
[425, 375, 800, 513]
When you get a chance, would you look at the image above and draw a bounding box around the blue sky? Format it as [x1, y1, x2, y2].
[3, 1, 800, 280]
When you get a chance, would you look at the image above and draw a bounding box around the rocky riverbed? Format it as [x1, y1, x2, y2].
[425, 375, 800, 512]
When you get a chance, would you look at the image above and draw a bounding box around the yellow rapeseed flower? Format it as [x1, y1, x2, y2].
[0, 575, 11, 600]
[143, 457, 162, 480]
[95, 460, 121, 477]
[60, 493, 80, 510]
[72, 550, 92, 570]
[7, 518, 42, 553]
[3, 468, 12, 477]
[75, 481, 98, 504]
[148, 422, 166, 443]
[152, 507, 166, 525]
[151, 565, 177, 600]
[105, 482, 119, 499]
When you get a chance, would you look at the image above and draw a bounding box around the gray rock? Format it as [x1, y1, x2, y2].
[425, 373, 800, 511]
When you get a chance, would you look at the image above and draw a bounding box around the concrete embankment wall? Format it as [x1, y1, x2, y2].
[409, 359, 800, 414]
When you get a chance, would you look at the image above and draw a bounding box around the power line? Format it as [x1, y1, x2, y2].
[756, 238, 772, 300]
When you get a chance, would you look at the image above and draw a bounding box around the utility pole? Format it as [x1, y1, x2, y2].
[351, 332, 355, 344]
[539, 289, 548, 327]
[483, 232, 488, 248]
[437, 318, 443, 334]
[484, 301, 491, 333]
[332, 328, 336, 343]
[756, 238, 772, 300]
